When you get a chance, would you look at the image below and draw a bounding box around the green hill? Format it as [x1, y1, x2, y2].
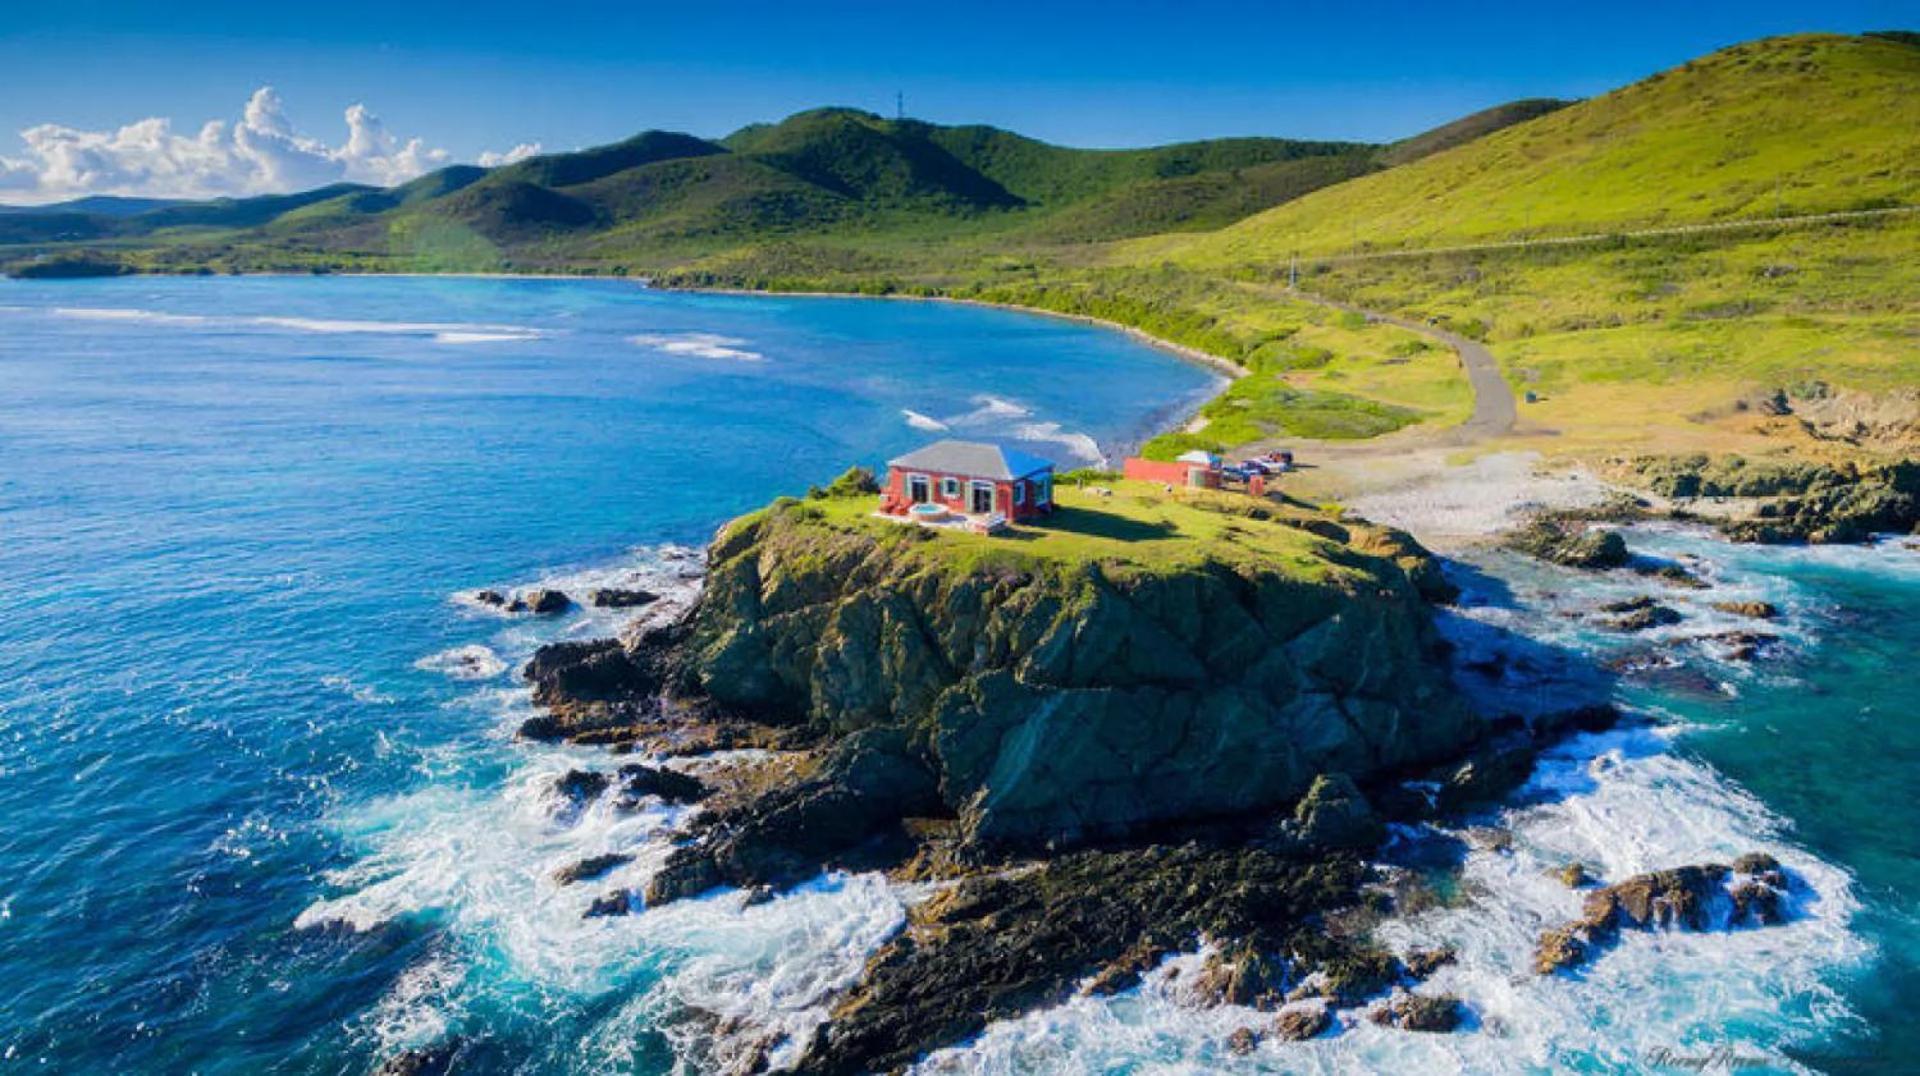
[1153, 34, 1919, 264]
[0, 103, 1527, 273]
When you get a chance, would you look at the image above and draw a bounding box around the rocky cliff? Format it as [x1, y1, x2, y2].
[520, 485, 1582, 1071]
[639, 490, 1478, 848]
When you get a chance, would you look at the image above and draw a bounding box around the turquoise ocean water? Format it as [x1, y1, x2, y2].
[0, 276, 1910, 1073]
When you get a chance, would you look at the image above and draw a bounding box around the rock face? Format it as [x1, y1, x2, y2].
[1368, 992, 1464, 1033]
[666, 500, 1478, 849]
[1533, 853, 1793, 974]
[1598, 596, 1682, 632]
[1712, 600, 1778, 620]
[1272, 1001, 1332, 1041]
[794, 844, 1372, 1075]
[646, 729, 939, 905]
[554, 853, 632, 885]
[1629, 455, 1920, 544]
[588, 587, 658, 609]
[1503, 519, 1630, 569]
[508, 588, 572, 614]
[1266, 773, 1385, 853]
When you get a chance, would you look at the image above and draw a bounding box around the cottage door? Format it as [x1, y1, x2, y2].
[970, 481, 995, 515]
[908, 475, 930, 504]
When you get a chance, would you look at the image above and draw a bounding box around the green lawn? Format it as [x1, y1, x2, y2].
[776, 482, 1384, 583]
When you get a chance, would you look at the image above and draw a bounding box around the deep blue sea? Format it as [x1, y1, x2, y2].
[0, 276, 1911, 1074]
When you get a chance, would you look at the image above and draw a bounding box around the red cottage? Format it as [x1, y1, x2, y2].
[881, 440, 1056, 523]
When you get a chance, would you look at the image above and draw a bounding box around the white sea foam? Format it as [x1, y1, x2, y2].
[51, 306, 209, 325]
[251, 316, 545, 341]
[932, 394, 1105, 465]
[413, 644, 507, 681]
[628, 332, 764, 362]
[903, 409, 950, 432]
[947, 394, 1033, 425]
[919, 727, 1868, 1074]
[320, 673, 396, 705]
[1010, 421, 1106, 465]
[47, 306, 546, 343]
[304, 749, 908, 1071]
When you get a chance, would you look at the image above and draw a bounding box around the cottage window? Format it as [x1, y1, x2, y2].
[1013, 482, 1026, 505]
[1033, 475, 1052, 505]
[941, 477, 959, 498]
[908, 474, 931, 503]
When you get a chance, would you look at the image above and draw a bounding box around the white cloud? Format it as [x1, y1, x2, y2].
[478, 142, 541, 167]
[0, 87, 458, 204]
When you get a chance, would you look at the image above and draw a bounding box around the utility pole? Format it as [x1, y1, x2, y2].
[1288, 251, 1298, 289]
[896, 91, 904, 121]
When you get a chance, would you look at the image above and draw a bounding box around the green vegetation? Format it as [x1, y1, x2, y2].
[1149, 33, 1919, 261]
[758, 479, 1392, 582]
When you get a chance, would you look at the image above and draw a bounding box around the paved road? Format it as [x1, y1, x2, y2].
[1285, 288, 1517, 441]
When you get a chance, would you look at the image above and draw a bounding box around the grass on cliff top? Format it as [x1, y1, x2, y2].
[781, 482, 1382, 583]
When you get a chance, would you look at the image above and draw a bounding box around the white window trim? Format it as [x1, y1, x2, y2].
[1013, 482, 1026, 505]
[908, 473, 931, 501]
[941, 476, 960, 498]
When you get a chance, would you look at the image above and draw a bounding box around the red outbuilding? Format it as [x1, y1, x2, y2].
[880, 440, 1056, 523]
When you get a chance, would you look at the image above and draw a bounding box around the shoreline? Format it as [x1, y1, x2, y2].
[656, 282, 1251, 380]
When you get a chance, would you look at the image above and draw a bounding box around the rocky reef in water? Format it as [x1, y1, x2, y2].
[515, 482, 1619, 1070]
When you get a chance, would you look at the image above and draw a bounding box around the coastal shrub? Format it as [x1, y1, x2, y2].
[813, 466, 881, 499]
[1058, 468, 1123, 486]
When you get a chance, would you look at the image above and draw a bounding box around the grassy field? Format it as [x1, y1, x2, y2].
[781, 480, 1379, 582]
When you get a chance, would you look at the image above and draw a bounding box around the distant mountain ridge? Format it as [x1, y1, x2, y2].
[0, 101, 1548, 267]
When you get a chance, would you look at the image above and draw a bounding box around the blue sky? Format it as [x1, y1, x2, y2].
[0, 1, 1911, 201]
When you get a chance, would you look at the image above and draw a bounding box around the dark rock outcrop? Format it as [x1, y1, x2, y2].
[1431, 739, 1537, 813]
[1598, 596, 1682, 632]
[1367, 992, 1463, 1033]
[554, 853, 632, 885]
[1712, 600, 1778, 620]
[473, 589, 507, 607]
[1628, 455, 1920, 544]
[1702, 631, 1780, 662]
[665, 500, 1479, 849]
[615, 763, 708, 807]
[373, 1041, 464, 1076]
[509, 588, 572, 614]
[646, 729, 939, 905]
[1266, 773, 1385, 853]
[1193, 943, 1291, 1008]
[795, 844, 1371, 1075]
[1401, 946, 1457, 978]
[1550, 862, 1595, 888]
[551, 769, 610, 804]
[1533, 853, 1793, 974]
[1272, 1001, 1332, 1041]
[589, 587, 659, 609]
[1503, 519, 1630, 569]
[584, 890, 635, 918]
[519, 639, 661, 739]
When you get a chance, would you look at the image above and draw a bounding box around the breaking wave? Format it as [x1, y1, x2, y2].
[628, 332, 764, 362]
[45, 306, 546, 342]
